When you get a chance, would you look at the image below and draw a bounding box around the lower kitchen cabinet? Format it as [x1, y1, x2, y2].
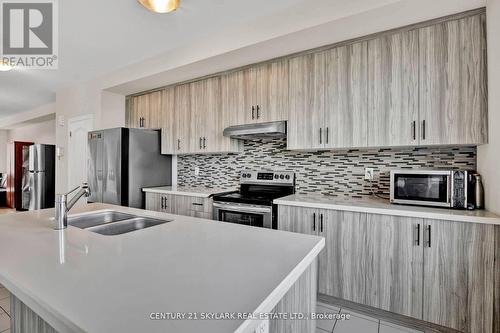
[277, 204, 495, 333]
[422, 219, 494, 333]
[145, 192, 213, 219]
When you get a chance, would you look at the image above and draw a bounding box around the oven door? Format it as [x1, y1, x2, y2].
[213, 202, 273, 229]
[390, 170, 452, 207]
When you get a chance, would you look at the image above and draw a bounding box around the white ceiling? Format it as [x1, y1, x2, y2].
[0, 0, 405, 117]
[0, 0, 484, 118]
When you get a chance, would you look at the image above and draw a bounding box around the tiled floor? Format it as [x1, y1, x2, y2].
[0, 284, 422, 333]
[316, 302, 423, 333]
[0, 285, 10, 333]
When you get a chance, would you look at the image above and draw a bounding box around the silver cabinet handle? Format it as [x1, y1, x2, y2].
[312, 213, 316, 232]
[256, 105, 260, 119]
[412, 121, 416, 141]
[177, 139, 181, 150]
[161, 197, 164, 209]
[199, 137, 203, 149]
[252, 106, 255, 120]
[422, 120, 426, 140]
[203, 137, 206, 149]
[326, 127, 329, 145]
[320, 213, 324, 233]
[319, 128, 323, 145]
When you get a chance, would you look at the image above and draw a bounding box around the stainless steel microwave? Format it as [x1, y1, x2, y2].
[390, 170, 473, 209]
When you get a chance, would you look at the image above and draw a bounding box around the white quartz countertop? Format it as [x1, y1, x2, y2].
[142, 185, 237, 198]
[274, 194, 500, 225]
[0, 204, 324, 333]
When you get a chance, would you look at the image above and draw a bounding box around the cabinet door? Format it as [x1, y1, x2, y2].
[174, 83, 192, 154]
[423, 219, 494, 333]
[146, 90, 162, 129]
[317, 210, 367, 304]
[160, 87, 176, 154]
[145, 193, 160, 211]
[222, 69, 254, 126]
[191, 78, 218, 153]
[419, 14, 487, 145]
[254, 59, 289, 123]
[277, 205, 318, 235]
[325, 42, 368, 148]
[363, 214, 423, 318]
[287, 52, 326, 150]
[368, 30, 419, 147]
[127, 96, 143, 128]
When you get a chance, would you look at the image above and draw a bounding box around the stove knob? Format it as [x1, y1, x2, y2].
[246, 173, 251, 178]
[274, 175, 279, 179]
[280, 175, 285, 179]
[242, 174, 247, 178]
[285, 175, 290, 180]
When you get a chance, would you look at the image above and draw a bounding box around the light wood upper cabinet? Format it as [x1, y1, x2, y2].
[223, 59, 288, 126]
[325, 42, 368, 148]
[221, 69, 253, 126]
[190, 78, 218, 153]
[287, 52, 326, 150]
[174, 83, 192, 154]
[127, 91, 162, 129]
[422, 219, 494, 333]
[419, 14, 487, 145]
[368, 30, 419, 147]
[160, 87, 176, 154]
[253, 60, 289, 123]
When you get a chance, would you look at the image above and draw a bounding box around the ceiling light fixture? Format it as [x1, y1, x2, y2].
[138, 0, 180, 13]
[0, 60, 13, 72]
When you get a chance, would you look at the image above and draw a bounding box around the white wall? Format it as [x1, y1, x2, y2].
[478, 0, 500, 214]
[55, 80, 126, 192]
[7, 118, 56, 145]
[0, 130, 7, 173]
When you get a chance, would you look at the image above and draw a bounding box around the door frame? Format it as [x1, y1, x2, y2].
[67, 114, 94, 191]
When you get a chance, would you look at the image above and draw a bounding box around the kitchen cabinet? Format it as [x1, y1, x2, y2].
[422, 219, 494, 333]
[222, 59, 288, 127]
[419, 14, 487, 145]
[277, 204, 495, 332]
[145, 192, 213, 219]
[368, 30, 419, 147]
[279, 205, 422, 318]
[288, 41, 368, 150]
[166, 78, 241, 155]
[127, 91, 162, 129]
[287, 52, 326, 150]
[173, 83, 192, 154]
[325, 42, 368, 148]
[160, 87, 176, 154]
[145, 192, 173, 213]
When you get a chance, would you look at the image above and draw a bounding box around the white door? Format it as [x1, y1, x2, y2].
[67, 115, 93, 191]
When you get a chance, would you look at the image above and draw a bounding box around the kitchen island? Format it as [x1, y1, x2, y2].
[0, 204, 324, 333]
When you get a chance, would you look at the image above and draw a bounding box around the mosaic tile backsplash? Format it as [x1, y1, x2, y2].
[177, 140, 477, 198]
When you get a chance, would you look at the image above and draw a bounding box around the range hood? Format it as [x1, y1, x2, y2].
[223, 121, 287, 141]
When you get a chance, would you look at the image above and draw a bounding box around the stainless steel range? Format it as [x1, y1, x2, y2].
[212, 170, 295, 229]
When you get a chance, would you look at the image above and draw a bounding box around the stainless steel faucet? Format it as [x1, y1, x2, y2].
[54, 183, 91, 230]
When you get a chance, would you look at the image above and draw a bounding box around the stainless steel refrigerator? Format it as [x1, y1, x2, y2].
[28, 144, 56, 210]
[87, 128, 172, 209]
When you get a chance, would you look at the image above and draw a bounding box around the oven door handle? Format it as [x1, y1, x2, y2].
[213, 202, 272, 214]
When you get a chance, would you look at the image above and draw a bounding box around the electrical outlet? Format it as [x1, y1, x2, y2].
[194, 167, 200, 176]
[364, 168, 374, 181]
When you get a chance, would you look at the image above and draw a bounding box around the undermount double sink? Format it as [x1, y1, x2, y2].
[68, 211, 171, 236]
